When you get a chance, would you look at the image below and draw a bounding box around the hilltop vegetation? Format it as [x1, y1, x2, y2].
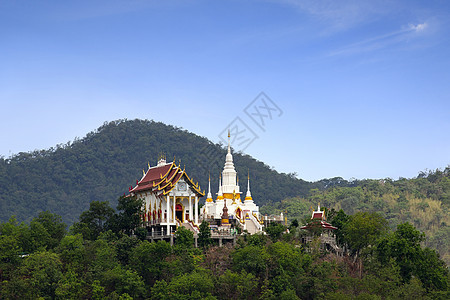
[1, 119, 448, 266]
[0, 119, 316, 224]
[262, 168, 450, 265]
[0, 201, 448, 299]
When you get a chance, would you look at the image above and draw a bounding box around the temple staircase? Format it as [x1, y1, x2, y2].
[244, 219, 257, 234]
[180, 220, 200, 235]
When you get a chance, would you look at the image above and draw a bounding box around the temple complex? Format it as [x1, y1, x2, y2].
[202, 131, 263, 234]
[128, 131, 264, 239]
[129, 156, 204, 236]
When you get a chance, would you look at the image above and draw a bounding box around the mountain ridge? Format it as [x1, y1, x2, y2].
[0, 119, 319, 224]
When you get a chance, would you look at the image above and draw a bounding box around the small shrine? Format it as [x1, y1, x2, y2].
[300, 203, 341, 254]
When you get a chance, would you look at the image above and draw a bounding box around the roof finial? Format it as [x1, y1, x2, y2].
[245, 170, 252, 201]
[217, 173, 224, 200]
[227, 129, 231, 155]
[206, 174, 213, 202]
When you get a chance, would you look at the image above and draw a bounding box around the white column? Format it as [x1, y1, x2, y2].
[166, 195, 170, 234]
[194, 195, 198, 224]
[189, 194, 192, 221]
[173, 195, 176, 225]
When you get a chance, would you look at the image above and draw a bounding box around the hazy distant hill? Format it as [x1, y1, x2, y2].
[0, 119, 319, 224]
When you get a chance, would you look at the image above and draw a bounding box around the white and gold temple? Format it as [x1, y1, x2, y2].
[202, 132, 263, 234]
[128, 131, 264, 236]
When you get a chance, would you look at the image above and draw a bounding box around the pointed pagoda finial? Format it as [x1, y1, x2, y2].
[143, 169, 145, 176]
[217, 173, 223, 200]
[227, 129, 231, 154]
[245, 170, 253, 201]
[148, 161, 151, 170]
[206, 173, 213, 202]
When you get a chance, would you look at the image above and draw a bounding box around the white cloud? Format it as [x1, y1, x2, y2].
[409, 22, 428, 32]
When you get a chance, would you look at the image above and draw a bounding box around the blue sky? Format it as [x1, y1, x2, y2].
[1, 0, 449, 181]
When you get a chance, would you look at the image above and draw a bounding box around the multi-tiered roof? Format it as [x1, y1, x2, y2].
[130, 158, 204, 197]
[300, 203, 337, 230]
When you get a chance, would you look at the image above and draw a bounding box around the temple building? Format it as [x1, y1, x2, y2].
[129, 156, 205, 236]
[300, 203, 341, 254]
[202, 132, 263, 234]
[128, 131, 264, 238]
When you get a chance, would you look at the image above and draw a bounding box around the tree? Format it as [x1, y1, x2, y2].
[343, 212, 388, 257]
[232, 245, 269, 278]
[3, 251, 63, 299]
[108, 195, 143, 236]
[72, 201, 114, 240]
[130, 240, 172, 285]
[30, 211, 67, 250]
[175, 226, 194, 249]
[151, 270, 215, 300]
[198, 221, 212, 248]
[215, 270, 258, 299]
[376, 223, 449, 292]
[265, 222, 286, 242]
[329, 209, 349, 246]
[100, 265, 146, 299]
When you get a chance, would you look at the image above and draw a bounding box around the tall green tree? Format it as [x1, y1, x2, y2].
[376, 223, 449, 292]
[343, 212, 388, 257]
[31, 211, 67, 250]
[108, 195, 143, 236]
[175, 226, 194, 249]
[265, 222, 287, 242]
[72, 201, 114, 240]
[198, 221, 212, 248]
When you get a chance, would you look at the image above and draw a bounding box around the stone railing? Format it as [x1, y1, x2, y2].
[248, 213, 264, 231]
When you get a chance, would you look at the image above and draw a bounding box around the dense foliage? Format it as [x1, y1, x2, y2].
[1, 200, 448, 299]
[262, 168, 450, 265]
[0, 119, 316, 224]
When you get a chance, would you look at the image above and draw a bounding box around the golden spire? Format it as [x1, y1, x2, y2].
[206, 173, 213, 203]
[143, 169, 145, 176]
[245, 170, 253, 201]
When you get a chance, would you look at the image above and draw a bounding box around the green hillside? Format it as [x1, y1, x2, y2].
[261, 169, 450, 265]
[0, 119, 317, 224]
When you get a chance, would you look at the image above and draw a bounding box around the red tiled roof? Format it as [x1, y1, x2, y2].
[130, 161, 204, 196]
[312, 212, 323, 219]
[300, 221, 337, 230]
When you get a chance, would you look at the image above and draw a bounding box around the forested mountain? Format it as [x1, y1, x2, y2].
[1, 119, 448, 266]
[262, 169, 450, 265]
[0, 119, 317, 224]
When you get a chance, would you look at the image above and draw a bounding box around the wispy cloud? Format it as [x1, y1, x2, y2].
[327, 22, 430, 57]
[272, 0, 395, 33]
[409, 22, 428, 32]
